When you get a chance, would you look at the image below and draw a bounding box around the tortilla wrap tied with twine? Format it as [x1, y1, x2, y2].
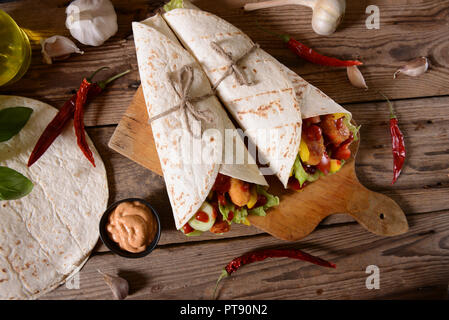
[276, 62, 352, 119]
[0, 96, 108, 299]
[132, 14, 267, 230]
[163, 8, 302, 188]
[162, 2, 355, 182]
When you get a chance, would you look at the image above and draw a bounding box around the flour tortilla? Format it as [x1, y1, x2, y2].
[132, 15, 266, 230]
[163, 9, 302, 188]
[275, 62, 352, 119]
[0, 96, 108, 299]
[163, 3, 352, 184]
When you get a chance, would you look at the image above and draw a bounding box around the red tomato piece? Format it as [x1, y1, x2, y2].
[195, 211, 209, 223]
[182, 223, 194, 234]
[317, 152, 331, 175]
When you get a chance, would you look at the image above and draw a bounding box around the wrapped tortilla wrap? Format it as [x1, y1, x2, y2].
[276, 62, 351, 119]
[132, 14, 267, 230]
[163, 8, 302, 188]
[162, 2, 357, 189]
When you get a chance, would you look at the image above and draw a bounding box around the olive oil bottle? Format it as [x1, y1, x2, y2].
[0, 10, 31, 87]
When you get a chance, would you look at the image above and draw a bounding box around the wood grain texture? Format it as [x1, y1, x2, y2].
[109, 86, 408, 241]
[1, 0, 448, 127]
[0, 0, 447, 300]
[43, 210, 449, 300]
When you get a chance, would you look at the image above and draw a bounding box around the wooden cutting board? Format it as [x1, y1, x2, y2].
[109, 86, 408, 241]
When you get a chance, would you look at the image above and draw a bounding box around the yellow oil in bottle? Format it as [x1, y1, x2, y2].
[0, 10, 31, 87]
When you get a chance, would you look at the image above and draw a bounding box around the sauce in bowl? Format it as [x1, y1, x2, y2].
[106, 201, 158, 253]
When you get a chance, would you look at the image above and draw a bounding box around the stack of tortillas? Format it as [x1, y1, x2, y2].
[0, 96, 108, 299]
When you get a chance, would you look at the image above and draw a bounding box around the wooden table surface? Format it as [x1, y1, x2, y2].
[1, 0, 448, 300]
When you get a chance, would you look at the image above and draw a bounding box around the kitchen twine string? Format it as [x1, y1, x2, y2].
[148, 42, 259, 137]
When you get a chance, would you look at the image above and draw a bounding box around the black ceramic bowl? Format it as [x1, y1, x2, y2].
[99, 198, 161, 258]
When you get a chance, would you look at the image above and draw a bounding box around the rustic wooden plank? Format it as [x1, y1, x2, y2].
[89, 95, 449, 245]
[43, 210, 449, 299]
[1, 0, 448, 127]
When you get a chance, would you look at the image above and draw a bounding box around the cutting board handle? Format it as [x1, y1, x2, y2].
[345, 170, 408, 236]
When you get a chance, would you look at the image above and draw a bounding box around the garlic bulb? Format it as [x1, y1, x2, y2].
[66, 0, 118, 46]
[244, 0, 346, 36]
[311, 0, 346, 36]
[40, 35, 84, 64]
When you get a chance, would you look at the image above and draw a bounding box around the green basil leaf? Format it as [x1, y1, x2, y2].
[0, 107, 33, 142]
[0, 166, 34, 200]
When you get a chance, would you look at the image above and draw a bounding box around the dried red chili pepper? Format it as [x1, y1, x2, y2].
[27, 68, 130, 167]
[74, 78, 97, 166]
[280, 34, 363, 67]
[380, 93, 406, 184]
[213, 248, 336, 298]
[256, 21, 362, 67]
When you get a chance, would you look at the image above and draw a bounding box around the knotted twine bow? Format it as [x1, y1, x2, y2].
[210, 41, 260, 91]
[148, 42, 259, 137]
[148, 65, 214, 138]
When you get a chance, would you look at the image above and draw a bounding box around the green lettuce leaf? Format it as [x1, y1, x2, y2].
[218, 201, 248, 224]
[292, 155, 323, 187]
[343, 114, 361, 142]
[293, 156, 308, 187]
[185, 230, 203, 237]
[163, 0, 184, 12]
[218, 201, 234, 223]
[218, 185, 279, 222]
[233, 207, 248, 224]
[248, 186, 279, 217]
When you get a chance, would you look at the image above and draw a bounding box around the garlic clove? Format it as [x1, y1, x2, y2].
[347, 65, 368, 89]
[98, 269, 129, 300]
[66, 0, 118, 47]
[40, 35, 84, 65]
[393, 57, 429, 79]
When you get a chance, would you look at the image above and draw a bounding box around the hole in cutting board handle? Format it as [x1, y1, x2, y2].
[379, 213, 385, 220]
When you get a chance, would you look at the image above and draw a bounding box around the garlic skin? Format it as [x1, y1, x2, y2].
[393, 57, 429, 79]
[66, 0, 118, 46]
[41, 35, 84, 64]
[244, 0, 346, 36]
[98, 270, 129, 300]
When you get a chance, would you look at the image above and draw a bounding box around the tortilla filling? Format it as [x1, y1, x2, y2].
[288, 113, 360, 190]
[181, 174, 279, 236]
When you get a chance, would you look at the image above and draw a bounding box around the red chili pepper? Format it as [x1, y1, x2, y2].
[74, 78, 97, 167]
[213, 248, 336, 299]
[280, 34, 363, 67]
[27, 68, 130, 167]
[380, 93, 406, 184]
